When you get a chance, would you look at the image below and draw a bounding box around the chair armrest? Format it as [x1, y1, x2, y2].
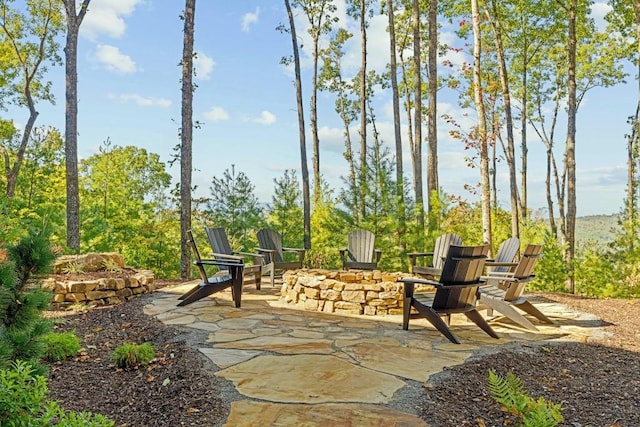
[485, 261, 518, 268]
[195, 258, 244, 268]
[255, 248, 275, 255]
[339, 248, 348, 263]
[407, 252, 435, 258]
[399, 277, 439, 287]
[209, 252, 243, 262]
[233, 250, 263, 258]
[283, 247, 306, 253]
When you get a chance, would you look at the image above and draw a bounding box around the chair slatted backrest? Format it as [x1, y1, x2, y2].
[433, 244, 490, 310]
[348, 229, 375, 263]
[504, 244, 543, 301]
[433, 233, 463, 270]
[205, 227, 233, 255]
[187, 230, 209, 282]
[256, 228, 284, 263]
[492, 237, 520, 273]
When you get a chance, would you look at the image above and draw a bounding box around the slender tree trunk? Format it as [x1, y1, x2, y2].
[285, 0, 311, 249]
[311, 34, 321, 203]
[564, 0, 578, 293]
[180, 0, 196, 279]
[471, 0, 492, 247]
[520, 57, 528, 221]
[412, 0, 425, 240]
[387, 0, 405, 251]
[358, 0, 368, 221]
[63, 0, 90, 252]
[486, 1, 519, 238]
[426, 0, 438, 215]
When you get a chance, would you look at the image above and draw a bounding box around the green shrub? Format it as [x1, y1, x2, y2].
[41, 331, 81, 362]
[488, 369, 563, 427]
[0, 360, 114, 426]
[111, 342, 155, 369]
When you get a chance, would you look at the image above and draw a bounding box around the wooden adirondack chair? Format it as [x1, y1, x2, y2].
[339, 229, 382, 270]
[400, 244, 499, 344]
[479, 244, 553, 331]
[177, 230, 244, 307]
[486, 237, 520, 274]
[205, 226, 264, 290]
[255, 228, 305, 286]
[408, 233, 463, 279]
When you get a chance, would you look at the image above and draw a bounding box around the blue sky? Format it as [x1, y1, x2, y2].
[7, 0, 638, 217]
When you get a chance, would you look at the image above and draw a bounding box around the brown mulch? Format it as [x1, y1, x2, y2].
[45, 286, 640, 427]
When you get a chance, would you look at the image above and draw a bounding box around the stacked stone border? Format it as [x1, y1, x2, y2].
[42, 253, 155, 308]
[281, 269, 433, 316]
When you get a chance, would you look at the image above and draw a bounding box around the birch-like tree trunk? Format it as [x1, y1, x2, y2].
[426, 0, 438, 215]
[471, 0, 492, 247]
[412, 0, 425, 238]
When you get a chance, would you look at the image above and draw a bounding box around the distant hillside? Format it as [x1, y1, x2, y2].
[575, 214, 621, 246]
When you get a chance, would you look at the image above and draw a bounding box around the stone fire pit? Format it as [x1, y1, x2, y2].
[281, 269, 427, 316]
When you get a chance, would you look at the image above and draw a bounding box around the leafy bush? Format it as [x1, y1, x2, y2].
[488, 369, 563, 427]
[529, 232, 567, 293]
[41, 331, 81, 362]
[0, 360, 114, 426]
[111, 342, 155, 369]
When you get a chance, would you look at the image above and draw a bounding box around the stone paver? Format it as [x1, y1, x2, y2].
[144, 282, 607, 425]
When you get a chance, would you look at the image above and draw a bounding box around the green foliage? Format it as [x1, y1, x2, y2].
[0, 231, 55, 371]
[206, 165, 264, 253]
[111, 342, 155, 369]
[0, 360, 114, 427]
[41, 331, 80, 362]
[488, 369, 563, 427]
[266, 170, 304, 248]
[308, 188, 350, 269]
[529, 232, 567, 293]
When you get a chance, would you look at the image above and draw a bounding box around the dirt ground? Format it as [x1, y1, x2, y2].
[45, 289, 640, 427]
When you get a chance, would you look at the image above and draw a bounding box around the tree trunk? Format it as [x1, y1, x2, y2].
[412, 0, 425, 240]
[63, 0, 91, 252]
[564, 0, 577, 293]
[471, 0, 492, 247]
[486, 0, 519, 238]
[180, 0, 196, 279]
[358, 0, 368, 221]
[426, 0, 438, 215]
[520, 58, 528, 221]
[285, 0, 311, 250]
[386, 0, 405, 252]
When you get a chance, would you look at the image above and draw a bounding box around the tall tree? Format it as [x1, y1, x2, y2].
[470, 0, 492, 247]
[385, 0, 406, 250]
[284, 0, 311, 249]
[292, 0, 336, 203]
[411, 0, 425, 238]
[426, 0, 439, 215]
[0, 0, 63, 199]
[180, 0, 196, 279]
[62, 0, 90, 252]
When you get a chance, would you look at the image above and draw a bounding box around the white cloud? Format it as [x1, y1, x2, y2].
[254, 110, 277, 125]
[108, 93, 171, 108]
[242, 7, 260, 32]
[203, 107, 230, 122]
[194, 52, 215, 80]
[80, 0, 144, 40]
[591, 2, 612, 32]
[94, 44, 137, 74]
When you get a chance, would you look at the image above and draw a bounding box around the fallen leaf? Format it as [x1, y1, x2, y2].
[91, 327, 102, 333]
[474, 418, 486, 427]
[147, 374, 155, 382]
[162, 378, 170, 386]
[120, 322, 133, 329]
[186, 407, 200, 414]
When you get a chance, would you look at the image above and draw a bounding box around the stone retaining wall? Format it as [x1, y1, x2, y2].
[281, 269, 416, 316]
[42, 253, 155, 308]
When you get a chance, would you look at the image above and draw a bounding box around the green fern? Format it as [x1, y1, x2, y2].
[488, 370, 563, 427]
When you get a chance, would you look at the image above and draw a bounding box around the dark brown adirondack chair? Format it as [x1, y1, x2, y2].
[486, 237, 520, 274]
[408, 233, 462, 279]
[205, 226, 264, 290]
[339, 229, 382, 270]
[400, 244, 499, 344]
[255, 228, 305, 286]
[479, 244, 553, 331]
[177, 230, 244, 307]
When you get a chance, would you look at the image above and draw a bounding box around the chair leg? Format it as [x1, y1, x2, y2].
[464, 309, 500, 339]
[479, 295, 539, 331]
[177, 282, 232, 307]
[262, 262, 275, 287]
[413, 303, 461, 344]
[177, 283, 200, 300]
[515, 301, 555, 324]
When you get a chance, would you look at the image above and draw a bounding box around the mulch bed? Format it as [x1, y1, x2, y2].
[45, 289, 640, 427]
